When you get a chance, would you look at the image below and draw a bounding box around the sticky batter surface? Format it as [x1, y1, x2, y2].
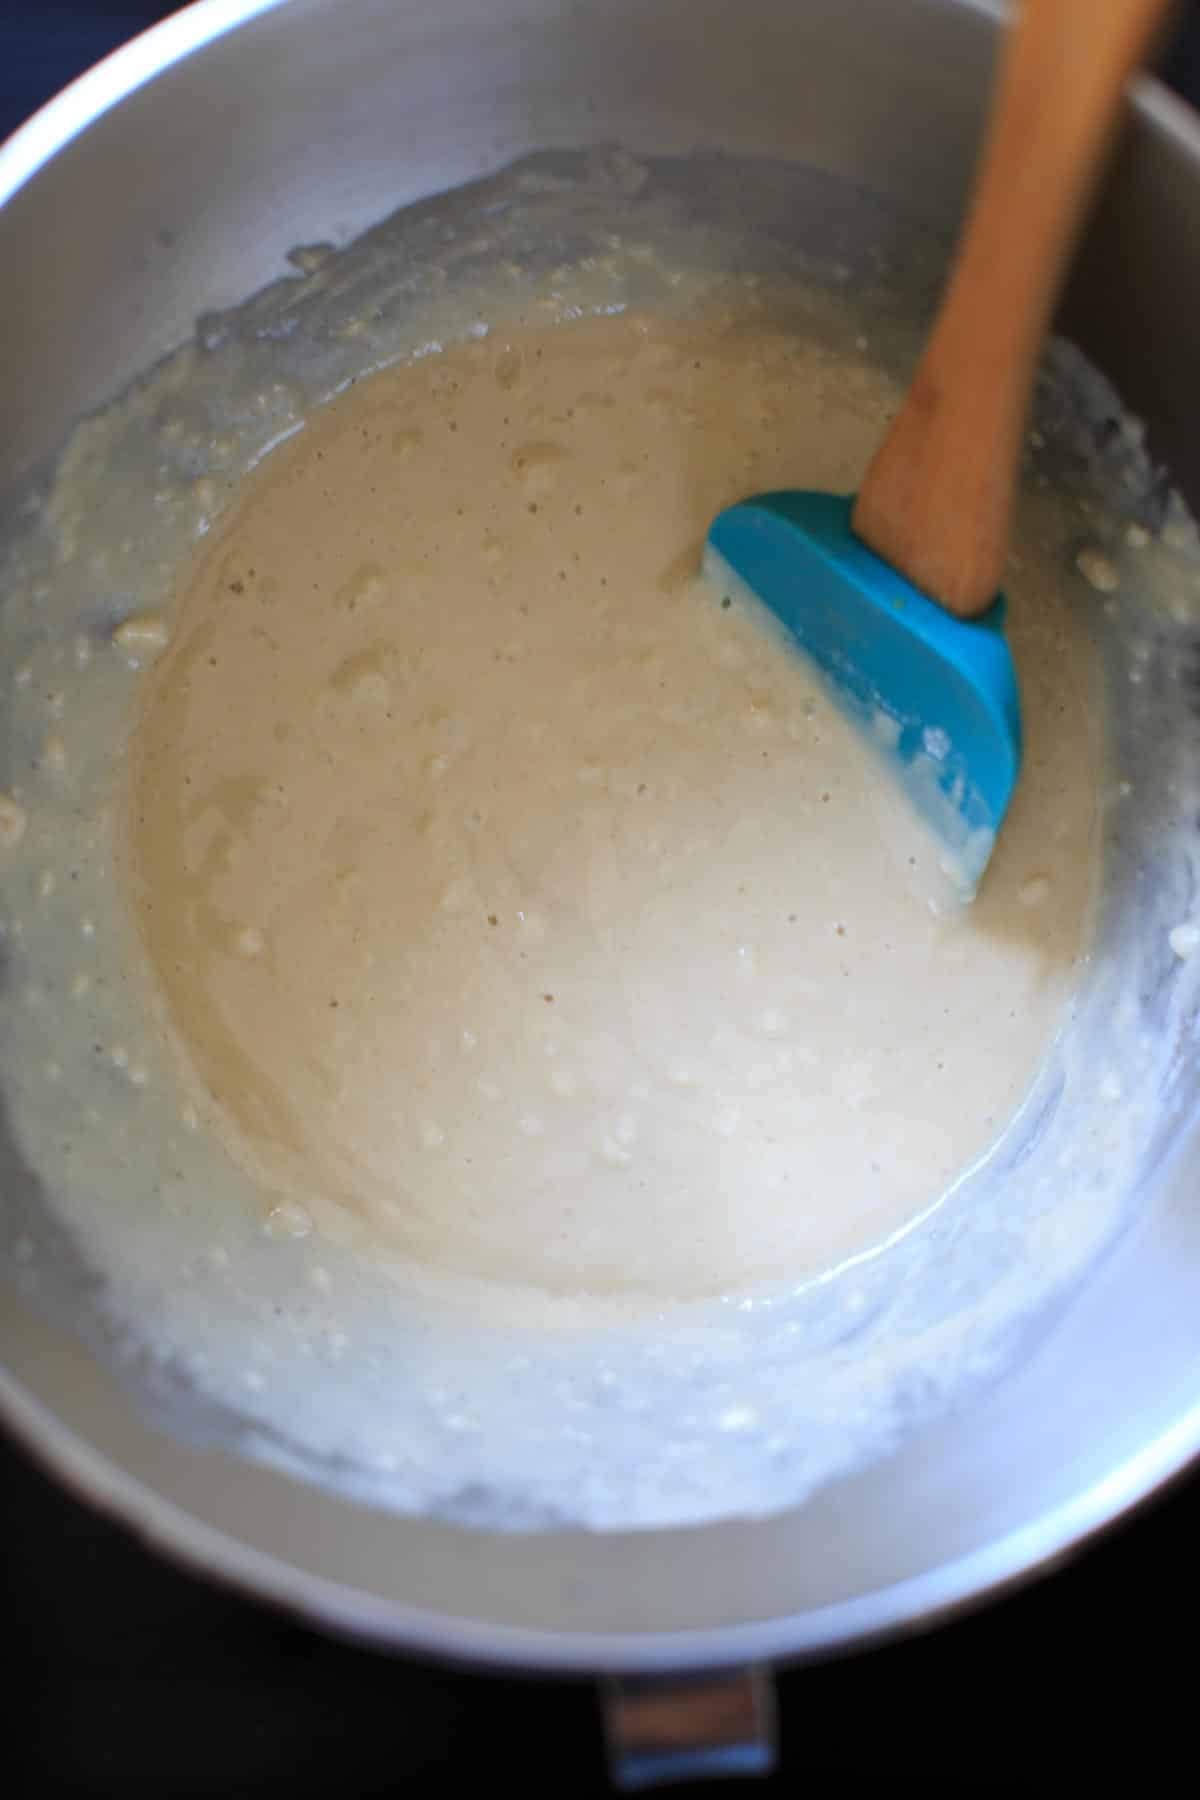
[9, 150, 1191, 1530]
[128, 311, 1096, 1300]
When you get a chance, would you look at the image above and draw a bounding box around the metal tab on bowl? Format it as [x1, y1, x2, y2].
[602, 1667, 777, 1788]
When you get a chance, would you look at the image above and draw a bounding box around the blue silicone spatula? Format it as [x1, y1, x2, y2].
[706, 0, 1167, 894]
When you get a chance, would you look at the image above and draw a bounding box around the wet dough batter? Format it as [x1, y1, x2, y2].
[127, 310, 1096, 1300]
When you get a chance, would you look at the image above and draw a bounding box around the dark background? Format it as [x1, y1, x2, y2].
[4, 4, 1200, 1796]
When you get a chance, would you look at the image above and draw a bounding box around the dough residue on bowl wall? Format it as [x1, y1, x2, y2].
[2, 151, 1200, 1530]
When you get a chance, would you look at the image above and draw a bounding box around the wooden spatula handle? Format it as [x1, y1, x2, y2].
[852, 0, 1170, 619]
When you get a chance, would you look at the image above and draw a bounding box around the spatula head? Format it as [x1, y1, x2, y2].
[705, 491, 1022, 897]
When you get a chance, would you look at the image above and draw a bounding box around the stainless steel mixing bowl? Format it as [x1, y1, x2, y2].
[3, 0, 1200, 1691]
